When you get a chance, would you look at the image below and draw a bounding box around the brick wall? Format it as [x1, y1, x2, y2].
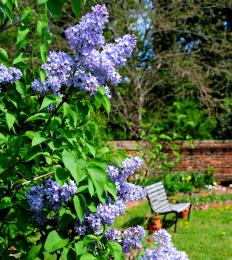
[108, 140, 232, 183]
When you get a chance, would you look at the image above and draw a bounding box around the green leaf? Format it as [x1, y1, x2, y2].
[26, 113, 48, 122]
[71, 0, 81, 18]
[101, 94, 111, 114]
[59, 212, 75, 230]
[25, 147, 43, 162]
[43, 252, 56, 260]
[106, 182, 117, 199]
[44, 230, 69, 253]
[47, 0, 65, 17]
[85, 143, 96, 157]
[96, 147, 110, 158]
[27, 244, 42, 260]
[32, 131, 47, 146]
[87, 178, 94, 197]
[16, 28, 30, 48]
[15, 81, 26, 97]
[83, 235, 99, 246]
[98, 87, 111, 113]
[87, 161, 107, 199]
[73, 194, 86, 222]
[55, 167, 69, 185]
[5, 111, 16, 130]
[108, 242, 123, 260]
[37, 14, 48, 37]
[75, 241, 87, 256]
[0, 48, 9, 65]
[0, 155, 9, 173]
[37, 0, 48, 4]
[62, 150, 78, 183]
[0, 197, 12, 209]
[13, 53, 28, 65]
[40, 44, 48, 63]
[39, 95, 62, 111]
[80, 253, 96, 260]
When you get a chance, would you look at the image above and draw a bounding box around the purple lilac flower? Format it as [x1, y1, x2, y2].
[85, 213, 103, 234]
[117, 182, 147, 202]
[102, 35, 137, 67]
[8, 67, 22, 81]
[141, 229, 189, 260]
[42, 51, 74, 79]
[60, 183, 70, 202]
[72, 69, 100, 95]
[74, 222, 88, 236]
[44, 179, 62, 210]
[31, 79, 48, 94]
[0, 64, 22, 90]
[69, 180, 77, 195]
[65, 4, 109, 54]
[96, 199, 126, 226]
[104, 86, 112, 99]
[82, 49, 122, 85]
[121, 156, 144, 178]
[26, 185, 45, 212]
[26, 179, 77, 213]
[106, 165, 121, 182]
[105, 228, 122, 242]
[122, 225, 146, 253]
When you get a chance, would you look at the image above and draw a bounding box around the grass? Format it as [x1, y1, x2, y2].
[113, 201, 232, 260]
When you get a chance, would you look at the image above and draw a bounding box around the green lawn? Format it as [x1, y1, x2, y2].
[114, 201, 232, 260]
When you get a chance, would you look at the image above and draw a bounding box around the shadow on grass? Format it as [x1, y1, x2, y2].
[121, 217, 147, 229]
[162, 218, 176, 229]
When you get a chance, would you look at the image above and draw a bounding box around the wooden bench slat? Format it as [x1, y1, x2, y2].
[146, 184, 164, 193]
[151, 200, 170, 212]
[148, 190, 167, 199]
[152, 203, 171, 213]
[149, 193, 167, 201]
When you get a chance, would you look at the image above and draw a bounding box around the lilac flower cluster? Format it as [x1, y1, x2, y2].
[106, 157, 147, 203]
[121, 156, 144, 179]
[117, 182, 147, 202]
[26, 179, 77, 212]
[122, 226, 146, 253]
[104, 226, 146, 254]
[141, 229, 189, 260]
[74, 199, 126, 236]
[65, 4, 109, 54]
[0, 64, 22, 91]
[105, 228, 122, 242]
[32, 5, 136, 96]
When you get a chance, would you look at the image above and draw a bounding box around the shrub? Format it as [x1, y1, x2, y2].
[0, 3, 149, 258]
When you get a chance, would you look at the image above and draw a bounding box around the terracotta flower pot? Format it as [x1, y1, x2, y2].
[146, 215, 162, 232]
[178, 207, 189, 218]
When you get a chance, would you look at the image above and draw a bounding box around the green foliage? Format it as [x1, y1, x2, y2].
[144, 169, 216, 194]
[155, 100, 217, 140]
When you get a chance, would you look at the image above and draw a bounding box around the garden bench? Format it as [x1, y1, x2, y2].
[145, 181, 192, 232]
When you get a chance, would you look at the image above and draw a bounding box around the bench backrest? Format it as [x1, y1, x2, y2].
[145, 182, 171, 213]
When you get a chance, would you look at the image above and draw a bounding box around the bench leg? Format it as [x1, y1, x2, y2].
[174, 212, 178, 233]
[163, 213, 167, 222]
[188, 204, 192, 221]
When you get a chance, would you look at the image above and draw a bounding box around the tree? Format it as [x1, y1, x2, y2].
[98, 0, 232, 140]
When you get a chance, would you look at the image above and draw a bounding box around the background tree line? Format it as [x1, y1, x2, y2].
[1, 0, 232, 141]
